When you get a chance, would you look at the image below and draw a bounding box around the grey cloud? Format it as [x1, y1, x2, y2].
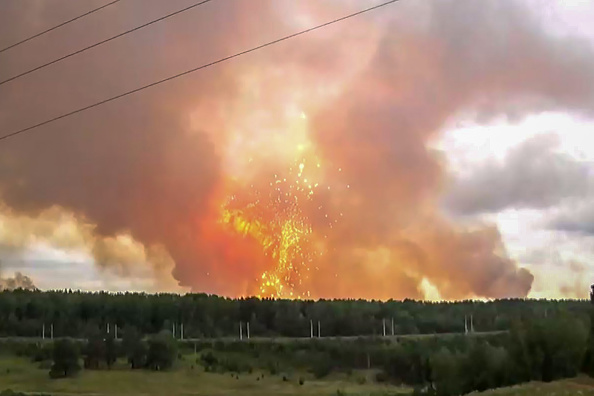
[549, 200, 594, 235]
[443, 134, 593, 215]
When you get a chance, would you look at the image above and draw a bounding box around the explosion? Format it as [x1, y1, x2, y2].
[8, 0, 588, 299]
[219, 143, 338, 298]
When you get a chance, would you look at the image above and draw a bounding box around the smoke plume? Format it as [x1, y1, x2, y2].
[0, 260, 36, 291]
[1, 0, 593, 298]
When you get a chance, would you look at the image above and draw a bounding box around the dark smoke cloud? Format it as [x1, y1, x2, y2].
[444, 134, 593, 215]
[0, 0, 593, 298]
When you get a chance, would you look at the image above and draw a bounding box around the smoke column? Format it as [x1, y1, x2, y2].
[1, 0, 593, 298]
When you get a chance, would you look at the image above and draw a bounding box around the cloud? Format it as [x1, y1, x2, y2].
[0, 0, 593, 299]
[548, 199, 594, 235]
[443, 134, 593, 215]
[0, 205, 183, 292]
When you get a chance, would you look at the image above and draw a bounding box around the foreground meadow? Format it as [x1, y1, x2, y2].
[0, 354, 408, 396]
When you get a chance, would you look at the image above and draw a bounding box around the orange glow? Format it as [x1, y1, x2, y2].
[218, 154, 326, 299]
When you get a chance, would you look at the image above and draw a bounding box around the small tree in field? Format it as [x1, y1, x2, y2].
[146, 331, 177, 371]
[84, 330, 105, 369]
[105, 333, 118, 369]
[50, 339, 81, 378]
[122, 326, 147, 369]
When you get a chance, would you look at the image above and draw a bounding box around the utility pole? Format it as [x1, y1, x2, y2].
[382, 319, 386, 337]
[318, 321, 321, 338]
[247, 322, 250, 339]
[239, 322, 243, 340]
[310, 320, 313, 338]
[391, 318, 395, 336]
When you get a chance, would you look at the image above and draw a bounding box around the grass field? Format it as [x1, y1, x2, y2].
[0, 355, 409, 396]
[0, 353, 593, 396]
[469, 377, 594, 395]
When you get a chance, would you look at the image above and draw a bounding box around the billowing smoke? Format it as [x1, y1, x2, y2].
[1, 0, 593, 298]
[0, 204, 181, 291]
[0, 261, 35, 291]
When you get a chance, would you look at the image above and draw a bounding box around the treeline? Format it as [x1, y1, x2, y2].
[186, 313, 594, 395]
[5, 312, 594, 395]
[0, 289, 589, 338]
[9, 329, 178, 379]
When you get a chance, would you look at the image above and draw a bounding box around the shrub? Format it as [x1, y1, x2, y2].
[200, 351, 218, 367]
[375, 371, 389, 383]
[310, 354, 333, 379]
[32, 344, 53, 363]
[146, 331, 177, 371]
[267, 361, 279, 375]
[49, 339, 81, 379]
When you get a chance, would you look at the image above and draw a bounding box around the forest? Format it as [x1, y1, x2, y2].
[0, 290, 593, 395]
[0, 289, 588, 338]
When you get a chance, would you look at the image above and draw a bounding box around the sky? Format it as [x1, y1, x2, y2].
[0, 0, 593, 300]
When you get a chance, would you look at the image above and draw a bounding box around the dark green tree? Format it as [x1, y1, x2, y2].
[584, 285, 594, 376]
[49, 339, 81, 378]
[146, 331, 177, 371]
[105, 333, 118, 369]
[430, 347, 462, 396]
[83, 329, 105, 369]
[122, 327, 147, 369]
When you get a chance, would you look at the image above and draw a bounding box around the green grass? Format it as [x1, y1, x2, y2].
[469, 377, 594, 395]
[6, 351, 594, 396]
[0, 355, 409, 396]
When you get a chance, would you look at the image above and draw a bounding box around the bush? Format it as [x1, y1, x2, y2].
[310, 354, 333, 379]
[267, 361, 279, 375]
[49, 339, 81, 379]
[128, 341, 148, 369]
[122, 327, 147, 369]
[200, 351, 218, 367]
[375, 371, 389, 383]
[146, 331, 177, 371]
[32, 344, 53, 363]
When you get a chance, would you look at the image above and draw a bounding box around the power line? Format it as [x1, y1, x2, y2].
[0, 0, 121, 54]
[0, 0, 399, 142]
[0, 0, 214, 87]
